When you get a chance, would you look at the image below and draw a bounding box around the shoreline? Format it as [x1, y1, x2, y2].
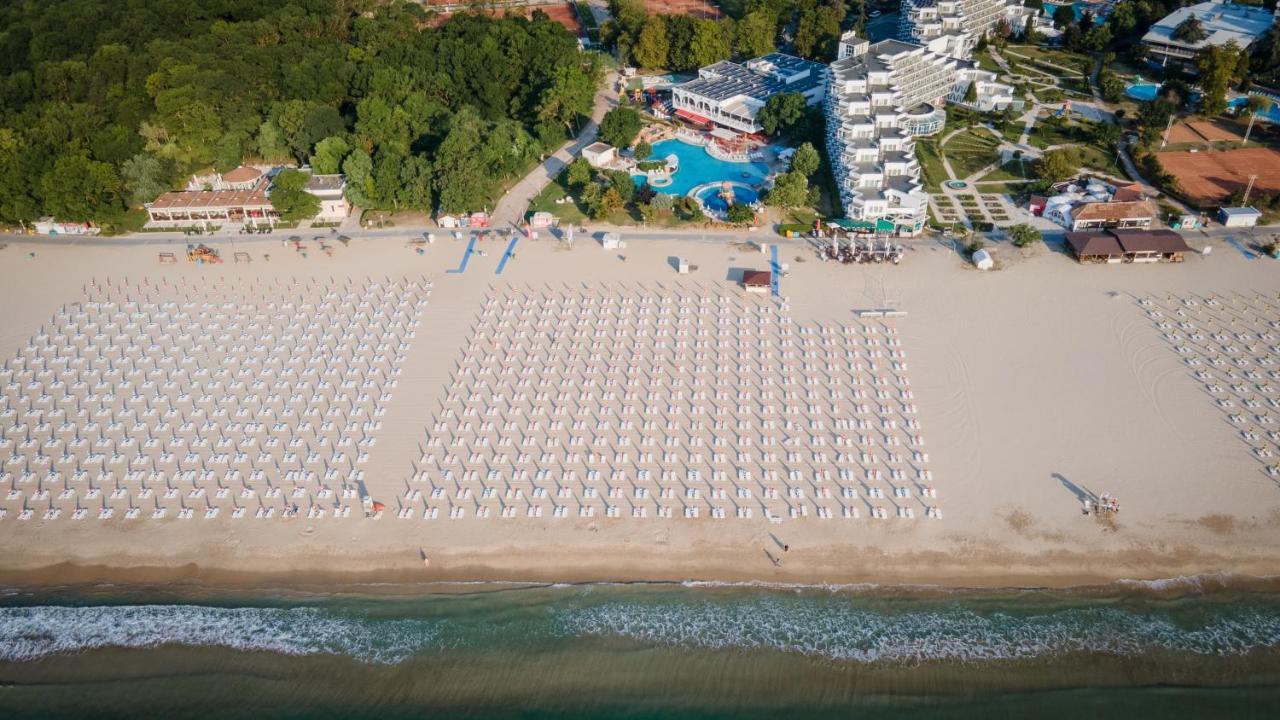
[5, 549, 1280, 599]
[4, 234, 1280, 610]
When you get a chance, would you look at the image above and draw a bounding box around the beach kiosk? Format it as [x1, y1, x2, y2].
[972, 249, 994, 270]
[1219, 207, 1262, 228]
[743, 270, 772, 293]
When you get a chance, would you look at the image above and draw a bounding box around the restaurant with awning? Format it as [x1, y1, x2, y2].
[1065, 229, 1192, 264]
[674, 108, 712, 127]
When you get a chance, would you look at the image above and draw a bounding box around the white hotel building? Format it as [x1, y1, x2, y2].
[824, 34, 962, 236]
[670, 53, 827, 134]
[899, 0, 1016, 59]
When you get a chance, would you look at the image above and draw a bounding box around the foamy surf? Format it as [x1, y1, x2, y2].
[0, 605, 441, 664]
[557, 597, 1280, 663]
[5, 589, 1280, 666]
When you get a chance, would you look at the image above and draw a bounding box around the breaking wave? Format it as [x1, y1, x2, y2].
[557, 596, 1280, 663]
[0, 605, 442, 664]
[5, 585, 1280, 665]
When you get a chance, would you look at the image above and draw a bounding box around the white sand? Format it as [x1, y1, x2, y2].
[1, 234, 1279, 588]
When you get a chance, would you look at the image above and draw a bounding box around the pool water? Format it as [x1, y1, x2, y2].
[634, 139, 770, 197]
[1126, 83, 1159, 102]
[1229, 96, 1280, 123]
[697, 184, 759, 213]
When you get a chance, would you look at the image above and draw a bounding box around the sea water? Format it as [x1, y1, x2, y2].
[3, 581, 1280, 718]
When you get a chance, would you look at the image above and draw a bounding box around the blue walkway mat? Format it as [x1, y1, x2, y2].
[446, 236, 477, 273]
[496, 237, 519, 274]
[1226, 237, 1258, 260]
[769, 244, 781, 297]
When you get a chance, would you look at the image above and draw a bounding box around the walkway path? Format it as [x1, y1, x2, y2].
[490, 68, 621, 229]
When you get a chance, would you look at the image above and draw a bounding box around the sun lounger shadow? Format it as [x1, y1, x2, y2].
[1053, 473, 1097, 504]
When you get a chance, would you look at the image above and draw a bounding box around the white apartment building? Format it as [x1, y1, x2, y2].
[671, 53, 827, 134]
[825, 33, 963, 236]
[899, 0, 1016, 59]
[948, 67, 1015, 112]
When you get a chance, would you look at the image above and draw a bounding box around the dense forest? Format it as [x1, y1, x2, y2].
[604, 0, 858, 70]
[0, 0, 600, 229]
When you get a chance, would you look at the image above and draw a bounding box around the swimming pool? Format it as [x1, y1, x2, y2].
[1126, 83, 1159, 102]
[694, 183, 759, 213]
[633, 139, 770, 197]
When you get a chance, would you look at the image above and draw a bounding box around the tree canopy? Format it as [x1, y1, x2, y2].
[598, 107, 643, 149]
[605, 0, 847, 69]
[757, 93, 807, 136]
[269, 168, 321, 222]
[0, 2, 601, 226]
[1172, 16, 1207, 44]
[1034, 148, 1080, 182]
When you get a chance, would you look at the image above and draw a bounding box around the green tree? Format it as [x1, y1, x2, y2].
[793, 0, 843, 60]
[756, 92, 807, 135]
[665, 15, 696, 71]
[1099, 70, 1125, 103]
[590, 185, 624, 219]
[269, 168, 321, 222]
[598, 106, 643, 148]
[726, 202, 755, 223]
[1172, 16, 1207, 43]
[342, 148, 376, 208]
[255, 121, 292, 164]
[40, 154, 125, 222]
[604, 169, 636, 203]
[764, 170, 808, 208]
[1108, 2, 1137, 36]
[120, 153, 175, 207]
[0, 130, 41, 224]
[311, 136, 351, 175]
[398, 154, 434, 211]
[1033, 148, 1080, 182]
[1136, 98, 1176, 145]
[634, 139, 652, 160]
[790, 142, 820, 177]
[1008, 223, 1041, 248]
[735, 10, 777, 58]
[538, 60, 600, 134]
[1053, 5, 1075, 28]
[1083, 24, 1111, 52]
[688, 19, 732, 68]
[964, 81, 978, 104]
[1196, 41, 1241, 117]
[633, 17, 670, 69]
[1090, 121, 1122, 151]
[565, 156, 593, 188]
[434, 109, 490, 214]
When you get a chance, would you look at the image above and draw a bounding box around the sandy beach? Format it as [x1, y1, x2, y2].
[3, 231, 1280, 591]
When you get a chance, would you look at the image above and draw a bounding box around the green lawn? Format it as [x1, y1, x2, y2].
[973, 48, 1002, 74]
[1028, 118, 1078, 149]
[529, 179, 588, 225]
[981, 159, 1034, 182]
[1005, 45, 1091, 73]
[942, 129, 1001, 180]
[1033, 88, 1065, 105]
[1074, 144, 1126, 178]
[915, 138, 949, 191]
